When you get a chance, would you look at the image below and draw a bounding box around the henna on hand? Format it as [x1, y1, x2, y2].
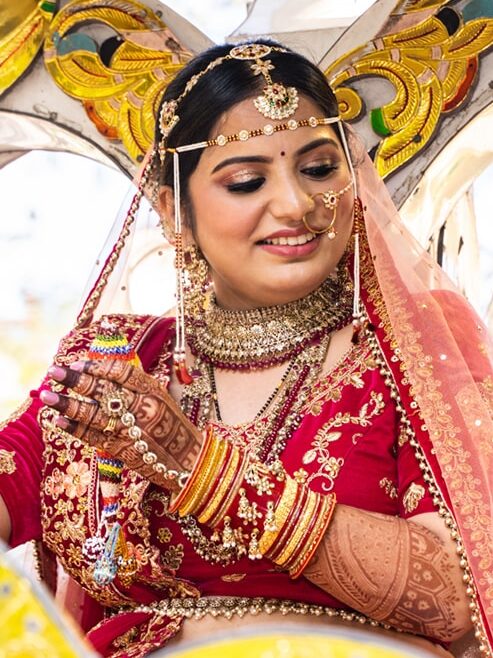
[44, 362, 202, 483]
[303, 505, 471, 642]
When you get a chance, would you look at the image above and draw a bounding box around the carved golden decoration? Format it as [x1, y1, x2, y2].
[44, 0, 191, 161]
[327, 11, 493, 178]
[0, 0, 56, 96]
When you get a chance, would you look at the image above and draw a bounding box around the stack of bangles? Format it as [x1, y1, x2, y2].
[169, 428, 337, 578]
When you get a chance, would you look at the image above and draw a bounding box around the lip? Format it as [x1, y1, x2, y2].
[258, 234, 321, 258]
[262, 227, 311, 240]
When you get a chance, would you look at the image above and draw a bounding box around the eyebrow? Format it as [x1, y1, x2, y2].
[211, 137, 339, 174]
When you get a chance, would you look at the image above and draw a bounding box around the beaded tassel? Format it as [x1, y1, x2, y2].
[172, 150, 194, 385]
[83, 318, 142, 586]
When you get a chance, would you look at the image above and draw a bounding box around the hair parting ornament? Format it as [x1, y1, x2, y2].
[157, 43, 360, 383]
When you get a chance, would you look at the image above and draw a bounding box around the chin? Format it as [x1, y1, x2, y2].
[261, 277, 329, 306]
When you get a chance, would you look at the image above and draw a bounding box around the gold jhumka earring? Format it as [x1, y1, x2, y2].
[156, 42, 363, 381]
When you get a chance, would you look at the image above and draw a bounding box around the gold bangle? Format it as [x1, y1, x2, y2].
[199, 447, 240, 524]
[289, 493, 337, 578]
[266, 483, 307, 560]
[168, 428, 213, 514]
[179, 434, 227, 517]
[274, 489, 318, 567]
[208, 450, 249, 528]
[259, 477, 299, 555]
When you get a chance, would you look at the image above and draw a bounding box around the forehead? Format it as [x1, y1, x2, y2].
[195, 95, 341, 167]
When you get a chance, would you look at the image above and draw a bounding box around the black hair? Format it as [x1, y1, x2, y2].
[154, 39, 339, 206]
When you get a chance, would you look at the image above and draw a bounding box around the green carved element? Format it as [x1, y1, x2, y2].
[370, 108, 392, 137]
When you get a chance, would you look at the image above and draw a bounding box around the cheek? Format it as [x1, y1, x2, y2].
[193, 191, 262, 246]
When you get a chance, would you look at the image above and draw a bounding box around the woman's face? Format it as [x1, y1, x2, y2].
[186, 95, 354, 309]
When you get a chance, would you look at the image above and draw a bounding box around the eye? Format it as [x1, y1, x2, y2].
[301, 163, 338, 179]
[226, 177, 265, 193]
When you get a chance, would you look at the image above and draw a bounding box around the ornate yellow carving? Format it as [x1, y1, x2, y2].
[326, 12, 493, 177]
[0, 0, 56, 95]
[43, 0, 191, 161]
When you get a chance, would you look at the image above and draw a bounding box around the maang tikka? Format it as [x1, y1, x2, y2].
[156, 43, 363, 382]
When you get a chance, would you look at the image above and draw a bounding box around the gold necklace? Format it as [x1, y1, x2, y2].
[187, 268, 352, 370]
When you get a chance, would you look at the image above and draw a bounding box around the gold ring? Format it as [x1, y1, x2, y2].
[100, 386, 128, 435]
[103, 416, 118, 435]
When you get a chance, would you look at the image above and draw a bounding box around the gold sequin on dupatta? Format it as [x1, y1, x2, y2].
[403, 482, 425, 514]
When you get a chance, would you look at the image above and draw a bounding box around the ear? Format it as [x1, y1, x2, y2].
[158, 185, 194, 245]
[158, 185, 174, 224]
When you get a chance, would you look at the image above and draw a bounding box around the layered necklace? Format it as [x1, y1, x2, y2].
[186, 266, 353, 370]
[176, 269, 352, 565]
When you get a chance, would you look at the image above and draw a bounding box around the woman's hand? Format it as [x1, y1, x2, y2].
[40, 359, 202, 492]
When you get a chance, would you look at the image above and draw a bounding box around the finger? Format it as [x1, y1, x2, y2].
[48, 364, 121, 402]
[40, 390, 99, 425]
[55, 415, 90, 441]
[79, 360, 166, 398]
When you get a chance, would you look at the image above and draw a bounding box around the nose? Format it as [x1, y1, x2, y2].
[268, 173, 314, 223]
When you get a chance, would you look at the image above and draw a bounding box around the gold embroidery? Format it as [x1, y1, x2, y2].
[397, 423, 408, 447]
[305, 339, 378, 414]
[0, 449, 16, 475]
[221, 574, 246, 582]
[304, 391, 385, 492]
[379, 477, 398, 500]
[403, 482, 425, 513]
[157, 528, 172, 544]
[0, 398, 31, 432]
[113, 627, 139, 649]
[161, 544, 184, 571]
[293, 468, 308, 483]
[479, 375, 493, 413]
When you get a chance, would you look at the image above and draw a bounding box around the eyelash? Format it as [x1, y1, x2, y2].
[225, 163, 339, 194]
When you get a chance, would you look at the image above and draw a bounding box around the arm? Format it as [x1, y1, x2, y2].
[0, 495, 11, 543]
[0, 396, 44, 547]
[303, 506, 471, 642]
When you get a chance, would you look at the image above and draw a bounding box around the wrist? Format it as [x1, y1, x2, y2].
[169, 427, 336, 576]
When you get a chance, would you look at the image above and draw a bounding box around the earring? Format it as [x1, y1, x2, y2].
[303, 180, 353, 239]
[184, 244, 210, 320]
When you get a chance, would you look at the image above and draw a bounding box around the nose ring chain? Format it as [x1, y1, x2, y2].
[302, 180, 353, 239]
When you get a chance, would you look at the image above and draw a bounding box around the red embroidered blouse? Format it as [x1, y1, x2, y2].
[0, 315, 436, 657]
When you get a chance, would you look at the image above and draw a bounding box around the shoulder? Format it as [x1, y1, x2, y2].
[53, 314, 176, 367]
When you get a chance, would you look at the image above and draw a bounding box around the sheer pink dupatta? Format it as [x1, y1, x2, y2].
[357, 152, 493, 651]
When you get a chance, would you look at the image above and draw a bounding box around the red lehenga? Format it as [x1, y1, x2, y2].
[0, 312, 437, 657]
[0, 154, 492, 657]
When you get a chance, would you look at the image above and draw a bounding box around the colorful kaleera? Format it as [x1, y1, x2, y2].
[82, 318, 141, 586]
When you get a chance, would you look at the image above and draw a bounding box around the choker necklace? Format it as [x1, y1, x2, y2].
[187, 266, 352, 371]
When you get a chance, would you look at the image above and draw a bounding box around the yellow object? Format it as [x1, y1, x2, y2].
[0, 550, 93, 657]
[172, 632, 432, 658]
[327, 14, 493, 177]
[43, 0, 191, 161]
[0, 0, 55, 95]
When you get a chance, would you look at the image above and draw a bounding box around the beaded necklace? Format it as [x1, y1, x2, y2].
[187, 269, 352, 371]
[176, 334, 331, 565]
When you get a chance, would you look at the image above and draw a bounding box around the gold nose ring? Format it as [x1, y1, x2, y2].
[302, 180, 353, 239]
